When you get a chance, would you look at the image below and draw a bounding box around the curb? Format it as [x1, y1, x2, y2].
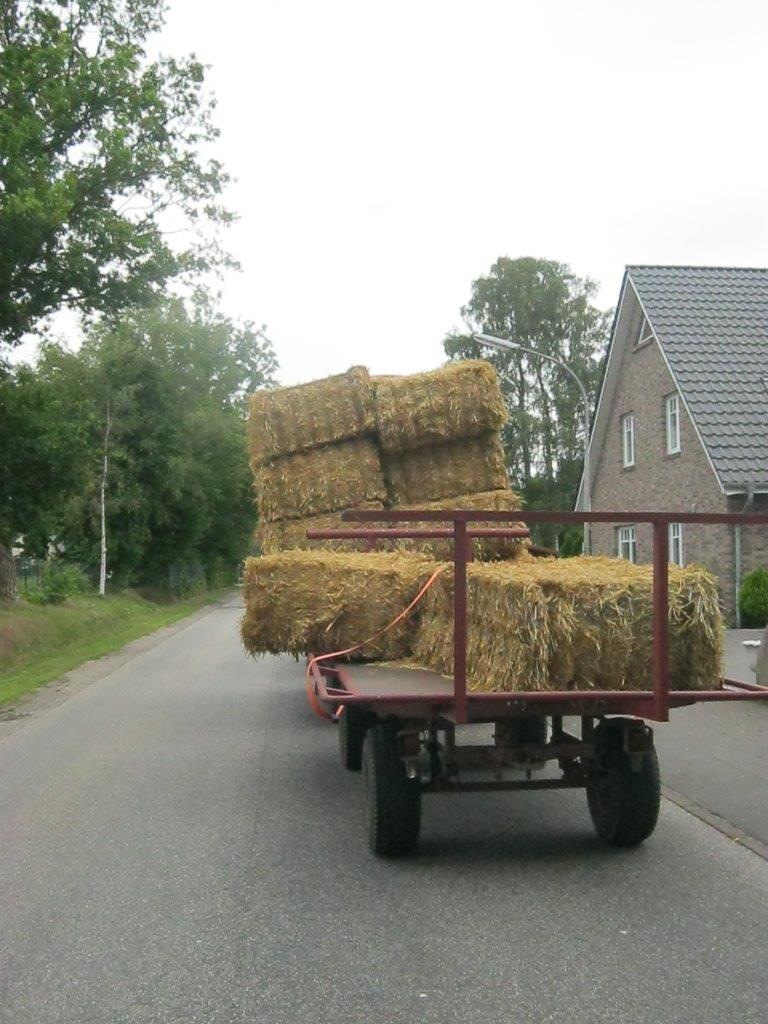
[662, 785, 768, 863]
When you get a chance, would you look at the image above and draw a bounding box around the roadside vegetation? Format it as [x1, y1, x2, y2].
[739, 568, 768, 628]
[0, 588, 226, 709]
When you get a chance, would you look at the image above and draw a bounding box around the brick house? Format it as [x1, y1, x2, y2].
[576, 265, 768, 624]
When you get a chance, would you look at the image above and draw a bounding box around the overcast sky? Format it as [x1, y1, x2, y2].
[158, 0, 766, 385]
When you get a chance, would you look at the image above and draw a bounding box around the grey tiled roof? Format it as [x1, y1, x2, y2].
[627, 266, 768, 490]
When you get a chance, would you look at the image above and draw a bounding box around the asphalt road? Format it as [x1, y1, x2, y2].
[1, 597, 768, 1024]
[655, 628, 768, 846]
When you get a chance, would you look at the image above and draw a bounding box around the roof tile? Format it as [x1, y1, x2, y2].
[627, 266, 768, 488]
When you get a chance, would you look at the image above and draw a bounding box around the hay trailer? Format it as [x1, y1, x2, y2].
[306, 509, 768, 856]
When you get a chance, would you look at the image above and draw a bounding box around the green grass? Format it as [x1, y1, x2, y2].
[0, 590, 227, 708]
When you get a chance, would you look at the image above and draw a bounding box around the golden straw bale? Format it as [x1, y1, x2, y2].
[374, 360, 506, 453]
[386, 489, 529, 561]
[240, 551, 441, 661]
[255, 438, 386, 522]
[256, 502, 386, 554]
[414, 561, 550, 690]
[413, 557, 723, 693]
[248, 366, 374, 464]
[531, 558, 723, 691]
[382, 433, 508, 505]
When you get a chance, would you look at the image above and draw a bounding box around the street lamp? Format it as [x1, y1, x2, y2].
[472, 332, 592, 554]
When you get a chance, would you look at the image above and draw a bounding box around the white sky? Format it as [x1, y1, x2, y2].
[73, 1, 768, 384]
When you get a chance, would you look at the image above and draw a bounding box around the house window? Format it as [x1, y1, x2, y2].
[618, 526, 637, 563]
[665, 393, 681, 454]
[621, 413, 635, 467]
[669, 523, 684, 566]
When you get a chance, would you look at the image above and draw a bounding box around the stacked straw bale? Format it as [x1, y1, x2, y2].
[255, 438, 386, 522]
[248, 366, 374, 464]
[241, 550, 441, 661]
[247, 366, 384, 548]
[382, 434, 508, 505]
[256, 489, 528, 560]
[374, 360, 511, 509]
[248, 359, 521, 562]
[413, 556, 723, 692]
[374, 361, 506, 453]
[386, 489, 528, 561]
[243, 363, 722, 689]
[256, 502, 386, 555]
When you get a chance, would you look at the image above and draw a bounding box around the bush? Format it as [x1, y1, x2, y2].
[28, 562, 92, 605]
[739, 568, 768, 628]
[558, 526, 583, 558]
[166, 562, 206, 599]
[205, 558, 238, 589]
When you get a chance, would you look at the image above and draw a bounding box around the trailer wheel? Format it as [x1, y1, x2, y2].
[339, 707, 368, 771]
[363, 723, 421, 857]
[586, 719, 661, 847]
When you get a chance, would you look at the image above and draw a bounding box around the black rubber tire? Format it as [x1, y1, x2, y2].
[339, 707, 368, 771]
[363, 722, 421, 857]
[586, 719, 661, 847]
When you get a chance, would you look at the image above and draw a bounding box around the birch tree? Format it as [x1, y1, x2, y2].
[98, 400, 112, 596]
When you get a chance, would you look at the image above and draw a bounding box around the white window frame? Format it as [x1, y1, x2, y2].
[618, 526, 637, 563]
[669, 522, 683, 566]
[665, 393, 681, 454]
[621, 413, 635, 468]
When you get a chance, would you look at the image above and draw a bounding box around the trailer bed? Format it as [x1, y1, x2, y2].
[334, 664, 451, 698]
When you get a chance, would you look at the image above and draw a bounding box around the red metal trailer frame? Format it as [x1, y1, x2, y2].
[307, 509, 768, 724]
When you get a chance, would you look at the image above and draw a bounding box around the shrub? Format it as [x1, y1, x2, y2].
[166, 562, 206, 598]
[205, 558, 237, 589]
[739, 568, 768, 628]
[28, 563, 92, 605]
[558, 526, 583, 558]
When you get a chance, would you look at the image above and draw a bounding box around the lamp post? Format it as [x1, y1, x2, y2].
[472, 332, 592, 554]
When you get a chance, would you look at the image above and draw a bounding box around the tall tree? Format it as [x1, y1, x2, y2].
[0, 0, 234, 350]
[0, 359, 94, 598]
[0, 0, 237, 595]
[445, 257, 610, 547]
[36, 300, 277, 590]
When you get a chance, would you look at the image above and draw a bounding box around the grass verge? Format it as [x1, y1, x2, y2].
[0, 590, 227, 708]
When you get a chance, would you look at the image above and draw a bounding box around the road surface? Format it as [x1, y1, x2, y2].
[1, 596, 767, 1024]
[655, 627, 768, 846]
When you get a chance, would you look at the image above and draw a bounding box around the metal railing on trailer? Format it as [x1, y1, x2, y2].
[308, 509, 768, 723]
[303, 509, 768, 855]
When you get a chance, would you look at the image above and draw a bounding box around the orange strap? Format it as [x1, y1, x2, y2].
[305, 565, 447, 721]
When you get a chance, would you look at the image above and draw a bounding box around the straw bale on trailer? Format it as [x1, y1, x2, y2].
[256, 502, 386, 554]
[414, 557, 723, 693]
[256, 492, 528, 560]
[386, 489, 529, 561]
[537, 559, 723, 691]
[382, 433, 508, 505]
[374, 360, 506, 453]
[255, 438, 386, 522]
[248, 366, 374, 464]
[241, 550, 441, 661]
